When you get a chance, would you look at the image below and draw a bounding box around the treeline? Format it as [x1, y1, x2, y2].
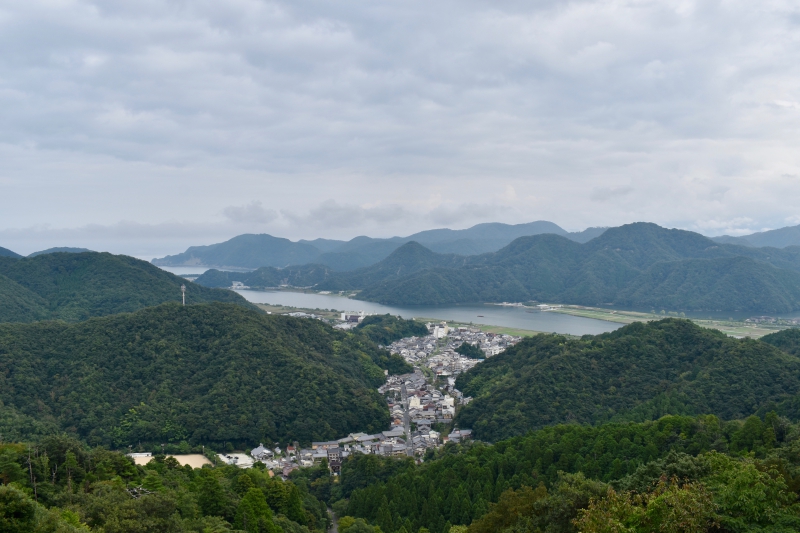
[338, 413, 800, 533]
[0, 303, 407, 448]
[355, 315, 430, 346]
[0, 252, 249, 323]
[0, 434, 326, 532]
[454, 319, 800, 441]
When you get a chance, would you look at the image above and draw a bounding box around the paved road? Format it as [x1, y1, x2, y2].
[328, 508, 338, 533]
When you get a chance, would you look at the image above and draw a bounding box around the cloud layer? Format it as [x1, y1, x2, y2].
[1, 0, 800, 255]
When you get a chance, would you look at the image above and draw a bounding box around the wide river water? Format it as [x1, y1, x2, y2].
[233, 289, 622, 336]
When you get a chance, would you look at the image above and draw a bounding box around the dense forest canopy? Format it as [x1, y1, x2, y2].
[0, 434, 328, 533]
[195, 223, 800, 312]
[762, 328, 800, 356]
[354, 315, 430, 346]
[0, 303, 408, 447]
[0, 252, 250, 323]
[453, 319, 800, 441]
[336, 413, 800, 533]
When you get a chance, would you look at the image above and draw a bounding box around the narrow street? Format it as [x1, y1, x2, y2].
[327, 508, 338, 533]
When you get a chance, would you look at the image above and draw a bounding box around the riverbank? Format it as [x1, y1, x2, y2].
[551, 305, 788, 338]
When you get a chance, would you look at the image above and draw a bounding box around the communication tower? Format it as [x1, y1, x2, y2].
[181, 284, 186, 306]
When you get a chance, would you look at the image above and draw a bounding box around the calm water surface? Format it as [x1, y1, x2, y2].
[234, 290, 622, 336]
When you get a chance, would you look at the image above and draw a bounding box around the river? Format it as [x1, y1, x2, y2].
[233, 290, 621, 336]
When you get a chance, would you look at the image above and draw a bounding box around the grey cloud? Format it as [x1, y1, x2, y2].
[282, 200, 412, 230]
[1, 1, 800, 241]
[590, 186, 634, 202]
[223, 202, 278, 224]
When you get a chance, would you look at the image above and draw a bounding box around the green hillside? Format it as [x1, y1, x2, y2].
[196, 263, 338, 289]
[0, 251, 249, 322]
[338, 414, 800, 533]
[454, 319, 800, 441]
[0, 245, 21, 258]
[0, 272, 50, 322]
[28, 246, 93, 256]
[0, 303, 395, 447]
[762, 328, 800, 356]
[354, 223, 800, 311]
[354, 314, 430, 345]
[0, 436, 329, 532]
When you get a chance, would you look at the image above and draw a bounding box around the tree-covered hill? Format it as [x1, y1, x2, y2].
[762, 328, 800, 356]
[0, 302, 397, 447]
[338, 414, 800, 533]
[195, 263, 338, 289]
[0, 251, 249, 322]
[0, 245, 21, 258]
[354, 314, 430, 346]
[453, 319, 800, 441]
[355, 223, 800, 312]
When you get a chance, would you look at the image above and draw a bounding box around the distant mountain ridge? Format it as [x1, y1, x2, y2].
[0, 246, 21, 259]
[153, 221, 609, 271]
[713, 223, 800, 248]
[28, 247, 93, 257]
[0, 251, 250, 323]
[197, 222, 800, 312]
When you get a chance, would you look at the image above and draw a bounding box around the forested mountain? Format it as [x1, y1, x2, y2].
[453, 319, 800, 441]
[0, 251, 249, 323]
[713, 223, 800, 248]
[153, 233, 322, 269]
[28, 246, 93, 256]
[0, 302, 405, 447]
[195, 242, 471, 291]
[0, 245, 21, 258]
[762, 328, 800, 356]
[336, 414, 800, 533]
[153, 221, 607, 271]
[352, 223, 800, 312]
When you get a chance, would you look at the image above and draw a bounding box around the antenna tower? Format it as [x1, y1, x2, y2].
[181, 284, 186, 306]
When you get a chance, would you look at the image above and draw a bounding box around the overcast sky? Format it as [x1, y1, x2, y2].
[2, 0, 800, 257]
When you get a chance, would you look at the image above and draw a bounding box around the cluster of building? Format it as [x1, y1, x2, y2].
[745, 316, 800, 326]
[234, 322, 519, 475]
[388, 322, 521, 380]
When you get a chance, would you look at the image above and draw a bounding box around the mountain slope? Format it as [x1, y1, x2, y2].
[28, 247, 93, 256]
[0, 252, 249, 322]
[615, 256, 800, 312]
[0, 246, 21, 258]
[153, 233, 321, 268]
[0, 273, 50, 322]
[153, 221, 606, 271]
[454, 319, 800, 441]
[354, 223, 800, 311]
[713, 224, 800, 248]
[0, 303, 392, 446]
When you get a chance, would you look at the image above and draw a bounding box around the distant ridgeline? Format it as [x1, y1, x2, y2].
[153, 221, 607, 271]
[0, 303, 410, 447]
[452, 318, 800, 442]
[0, 251, 249, 323]
[197, 223, 800, 313]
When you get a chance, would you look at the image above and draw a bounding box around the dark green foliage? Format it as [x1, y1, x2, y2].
[0, 439, 327, 532]
[0, 246, 21, 259]
[0, 252, 250, 323]
[762, 328, 800, 356]
[0, 273, 50, 323]
[355, 315, 430, 346]
[195, 264, 339, 289]
[454, 319, 800, 441]
[341, 414, 800, 533]
[455, 342, 485, 359]
[0, 303, 391, 447]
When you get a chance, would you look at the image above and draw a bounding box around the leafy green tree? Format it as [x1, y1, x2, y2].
[234, 488, 279, 533]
